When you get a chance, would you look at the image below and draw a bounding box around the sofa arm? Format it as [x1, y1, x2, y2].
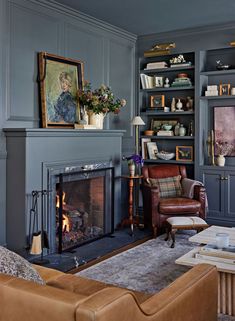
[0, 274, 86, 321]
[141, 263, 217, 321]
[76, 264, 217, 321]
[194, 185, 206, 219]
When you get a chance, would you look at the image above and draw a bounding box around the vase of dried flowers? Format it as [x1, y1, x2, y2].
[217, 154, 225, 167]
[215, 140, 234, 167]
[77, 82, 126, 129]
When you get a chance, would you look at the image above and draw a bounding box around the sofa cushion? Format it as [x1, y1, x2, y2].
[159, 197, 201, 214]
[148, 175, 182, 198]
[48, 274, 152, 304]
[0, 246, 44, 285]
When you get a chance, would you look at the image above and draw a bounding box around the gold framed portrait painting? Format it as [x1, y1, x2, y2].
[38, 52, 84, 128]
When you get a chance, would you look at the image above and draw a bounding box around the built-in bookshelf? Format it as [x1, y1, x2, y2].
[139, 52, 195, 177]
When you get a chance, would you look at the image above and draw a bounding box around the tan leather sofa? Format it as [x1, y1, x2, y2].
[0, 263, 217, 321]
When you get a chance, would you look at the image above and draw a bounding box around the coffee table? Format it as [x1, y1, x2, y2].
[176, 225, 235, 316]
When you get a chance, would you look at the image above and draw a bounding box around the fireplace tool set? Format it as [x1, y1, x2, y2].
[28, 189, 50, 265]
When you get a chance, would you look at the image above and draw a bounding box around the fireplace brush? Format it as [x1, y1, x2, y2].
[29, 189, 50, 265]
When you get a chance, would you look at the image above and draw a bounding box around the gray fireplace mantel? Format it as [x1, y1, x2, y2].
[4, 128, 125, 251]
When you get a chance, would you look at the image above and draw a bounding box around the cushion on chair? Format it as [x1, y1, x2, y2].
[166, 216, 208, 228]
[147, 175, 182, 198]
[0, 246, 45, 285]
[159, 198, 201, 214]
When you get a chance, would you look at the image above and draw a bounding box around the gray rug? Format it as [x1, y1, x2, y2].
[77, 231, 235, 321]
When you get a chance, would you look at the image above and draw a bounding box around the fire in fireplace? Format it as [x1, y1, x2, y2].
[48, 162, 114, 254]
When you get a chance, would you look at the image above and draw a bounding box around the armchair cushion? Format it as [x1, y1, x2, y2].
[159, 198, 201, 214]
[147, 175, 182, 198]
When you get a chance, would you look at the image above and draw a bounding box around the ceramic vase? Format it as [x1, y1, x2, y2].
[128, 163, 135, 177]
[176, 99, 183, 111]
[89, 112, 106, 129]
[217, 155, 225, 167]
[179, 124, 186, 136]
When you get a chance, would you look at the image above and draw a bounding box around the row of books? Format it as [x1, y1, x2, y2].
[144, 61, 192, 70]
[140, 74, 155, 89]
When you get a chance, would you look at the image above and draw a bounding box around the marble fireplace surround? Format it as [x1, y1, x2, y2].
[4, 128, 124, 252]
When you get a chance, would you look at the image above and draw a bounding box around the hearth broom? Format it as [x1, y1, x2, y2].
[30, 190, 50, 265]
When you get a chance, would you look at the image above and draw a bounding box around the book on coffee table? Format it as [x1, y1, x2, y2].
[199, 244, 235, 260]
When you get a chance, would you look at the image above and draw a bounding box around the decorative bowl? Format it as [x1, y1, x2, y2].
[157, 152, 175, 160]
[162, 124, 172, 131]
[177, 73, 188, 78]
[144, 130, 154, 136]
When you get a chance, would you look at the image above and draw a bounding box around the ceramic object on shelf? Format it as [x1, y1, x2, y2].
[179, 124, 186, 136]
[162, 124, 172, 131]
[164, 78, 170, 88]
[176, 99, 183, 111]
[174, 122, 180, 136]
[171, 97, 176, 112]
[144, 130, 154, 136]
[157, 151, 175, 160]
[217, 155, 225, 167]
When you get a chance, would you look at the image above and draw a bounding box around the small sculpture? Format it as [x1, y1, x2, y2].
[164, 78, 170, 88]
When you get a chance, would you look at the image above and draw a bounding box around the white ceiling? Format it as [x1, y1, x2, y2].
[54, 0, 235, 35]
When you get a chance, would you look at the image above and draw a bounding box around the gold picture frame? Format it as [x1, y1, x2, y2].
[150, 95, 165, 108]
[176, 146, 193, 161]
[38, 52, 84, 128]
[219, 83, 230, 96]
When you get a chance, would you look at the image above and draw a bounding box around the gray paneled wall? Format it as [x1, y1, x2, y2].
[0, 0, 136, 245]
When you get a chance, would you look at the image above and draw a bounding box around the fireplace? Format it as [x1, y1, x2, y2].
[48, 162, 114, 253]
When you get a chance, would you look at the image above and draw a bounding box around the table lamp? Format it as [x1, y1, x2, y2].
[131, 116, 145, 155]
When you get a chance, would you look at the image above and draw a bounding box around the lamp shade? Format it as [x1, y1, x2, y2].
[131, 116, 145, 126]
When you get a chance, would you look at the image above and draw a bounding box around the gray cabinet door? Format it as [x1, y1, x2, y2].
[202, 170, 224, 220]
[224, 171, 235, 221]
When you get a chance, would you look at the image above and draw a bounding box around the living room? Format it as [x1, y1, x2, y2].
[0, 0, 235, 320]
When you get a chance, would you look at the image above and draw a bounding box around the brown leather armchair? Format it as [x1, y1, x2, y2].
[142, 164, 206, 237]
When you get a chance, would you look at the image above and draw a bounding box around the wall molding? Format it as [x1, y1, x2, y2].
[0, 151, 7, 159]
[138, 21, 235, 42]
[21, 0, 137, 42]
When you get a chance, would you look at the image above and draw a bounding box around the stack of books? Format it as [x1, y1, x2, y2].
[157, 130, 174, 136]
[145, 61, 168, 70]
[171, 77, 192, 87]
[170, 61, 192, 68]
[205, 85, 218, 96]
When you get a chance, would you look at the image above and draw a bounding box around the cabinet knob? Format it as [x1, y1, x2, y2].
[224, 177, 228, 180]
[220, 176, 224, 180]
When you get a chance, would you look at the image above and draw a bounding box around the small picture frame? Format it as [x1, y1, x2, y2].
[176, 146, 193, 161]
[146, 142, 158, 159]
[150, 95, 165, 108]
[219, 83, 230, 96]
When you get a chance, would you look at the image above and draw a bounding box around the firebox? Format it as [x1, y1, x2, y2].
[48, 161, 114, 254]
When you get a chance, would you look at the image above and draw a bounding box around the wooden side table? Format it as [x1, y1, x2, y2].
[121, 175, 143, 235]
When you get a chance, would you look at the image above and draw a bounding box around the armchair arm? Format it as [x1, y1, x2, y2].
[194, 185, 206, 219]
[142, 181, 161, 234]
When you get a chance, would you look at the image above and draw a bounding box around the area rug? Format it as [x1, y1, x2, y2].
[77, 231, 235, 321]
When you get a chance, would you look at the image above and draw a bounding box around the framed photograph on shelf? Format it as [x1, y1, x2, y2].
[219, 83, 230, 96]
[151, 118, 178, 132]
[147, 142, 158, 159]
[176, 146, 193, 161]
[38, 52, 84, 128]
[141, 138, 151, 159]
[150, 95, 165, 108]
[214, 106, 235, 156]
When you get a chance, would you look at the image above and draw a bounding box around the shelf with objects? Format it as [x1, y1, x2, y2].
[197, 47, 235, 226]
[139, 52, 195, 178]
